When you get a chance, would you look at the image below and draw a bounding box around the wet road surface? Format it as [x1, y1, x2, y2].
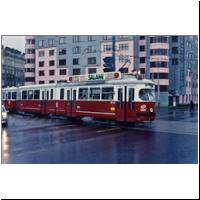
[1, 108, 198, 164]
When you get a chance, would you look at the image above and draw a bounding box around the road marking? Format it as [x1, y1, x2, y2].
[96, 127, 120, 133]
[15, 148, 47, 157]
[47, 124, 77, 130]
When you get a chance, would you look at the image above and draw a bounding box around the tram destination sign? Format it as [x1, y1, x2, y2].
[68, 71, 121, 82]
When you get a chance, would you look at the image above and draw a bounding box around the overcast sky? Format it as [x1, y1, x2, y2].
[2, 36, 25, 53]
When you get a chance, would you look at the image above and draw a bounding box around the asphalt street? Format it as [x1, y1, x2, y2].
[1, 107, 198, 164]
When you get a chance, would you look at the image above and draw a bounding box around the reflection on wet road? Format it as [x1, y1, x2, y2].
[1, 108, 198, 164]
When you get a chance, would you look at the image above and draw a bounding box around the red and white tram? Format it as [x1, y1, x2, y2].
[2, 71, 156, 122]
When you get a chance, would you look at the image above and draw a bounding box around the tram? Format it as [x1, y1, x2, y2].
[2, 71, 156, 122]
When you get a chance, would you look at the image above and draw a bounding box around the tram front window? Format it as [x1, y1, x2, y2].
[139, 89, 155, 101]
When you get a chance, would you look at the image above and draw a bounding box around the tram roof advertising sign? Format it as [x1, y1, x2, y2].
[68, 71, 121, 83]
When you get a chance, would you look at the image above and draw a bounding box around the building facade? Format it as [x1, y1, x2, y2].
[2, 46, 25, 88]
[24, 35, 198, 106]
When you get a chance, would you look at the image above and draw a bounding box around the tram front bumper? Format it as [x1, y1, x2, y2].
[136, 112, 156, 122]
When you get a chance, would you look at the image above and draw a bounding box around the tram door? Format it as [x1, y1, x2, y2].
[66, 89, 72, 117]
[71, 88, 77, 117]
[41, 90, 47, 114]
[116, 86, 127, 121]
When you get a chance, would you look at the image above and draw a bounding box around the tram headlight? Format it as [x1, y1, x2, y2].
[150, 108, 153, 112]
[140, 104, 146, 112]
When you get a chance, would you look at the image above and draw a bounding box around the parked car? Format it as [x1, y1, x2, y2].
[2, 105, 8, 126]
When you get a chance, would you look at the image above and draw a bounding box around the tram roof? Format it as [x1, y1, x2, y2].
[3, 72, 155, 91]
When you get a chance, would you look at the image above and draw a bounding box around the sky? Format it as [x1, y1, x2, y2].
[2, 36, 25, 53]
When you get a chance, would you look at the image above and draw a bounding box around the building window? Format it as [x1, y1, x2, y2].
[25, 68, 35, 72]
[119, 68, 128, 73]
[119, 43, 129, 51]
[73, 68, 80, 75]
[39, 71, 44, 76]
[172, 36, 178, 42]
[172, 47, 178, 54]
[87, 46, 96, 53]
[159, 85, 168, 92]
[26, 39, 35, 45]
[88, 68, 96, 74]
[103, 36, 112, 40]
[49, 70, 55, 76]
[26, 59, 35, 64]
[73, 36, 81, 43]
[88, 57, 96, 64]
[88, 36, 96, 41]
[150, 49, 168, 55]
[25, 77, 35, 82]
[119, 55, 129, 63]
[150, 61, 168, 67]
[103, 44, 112, 52]
[39, 61, 44, 67]
[73, 58, 79, 65]
[48, 39, 54, 46]
[140, 46, 145, 51]
[59, 59, 66, 66]
[140, 68, 145, 74]
[38, 40, 44, 47]
[59, 48, 66, 55]
[39, 81, 44, 84]
[140, 36, 145, 40]
[39, 51, 44, 57]
[172, 58, 178, 65]
[140, 57, 146, 63]
[60, 69, 67, 75]
[59, 37, 66, 44]
[49, 60, 55, 66]
[49, 50, 54, 56]
[72, 46, 81, 54]
[150, 73, 168, 79]
[150, 36, 168, 43]
[49, 80, 55, 83]
[118, 35, 129, 39]
[26, 49, 35, 54]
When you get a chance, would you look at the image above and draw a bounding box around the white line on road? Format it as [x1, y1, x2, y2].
[96, 127, 120, 133]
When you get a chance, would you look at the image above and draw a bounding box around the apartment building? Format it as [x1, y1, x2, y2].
[2, 46, 25, 87]
[24, 35, 198, 106]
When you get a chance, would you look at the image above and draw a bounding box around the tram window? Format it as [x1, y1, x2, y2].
[118, 88, 123, 101]
[8, 92, 11, 100]
[102, 87, 114, 100]
[73, 90, 76, 101]
[42, 91, 45, 100]
[79, 88, 88, 100]
[139, 89, 155, 101]
[18, 92, 21, 100]
[50, 89, 54, 100]
[47, 91, 49, 100]
[28, 90, 33, 99]
[129, 88, 134, 101]
[2, 92, 6, 100]
[22, 91, 27, 99]
[129, 88, 134, 110]
[12, 92, 17, 100]
[90, 88, 100, 99]
[34, 90, 40, 99]
[60, 88, 65, 100]
[67, 90, 70, 100]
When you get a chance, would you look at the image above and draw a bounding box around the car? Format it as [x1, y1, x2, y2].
[2, 105, 8, 126]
